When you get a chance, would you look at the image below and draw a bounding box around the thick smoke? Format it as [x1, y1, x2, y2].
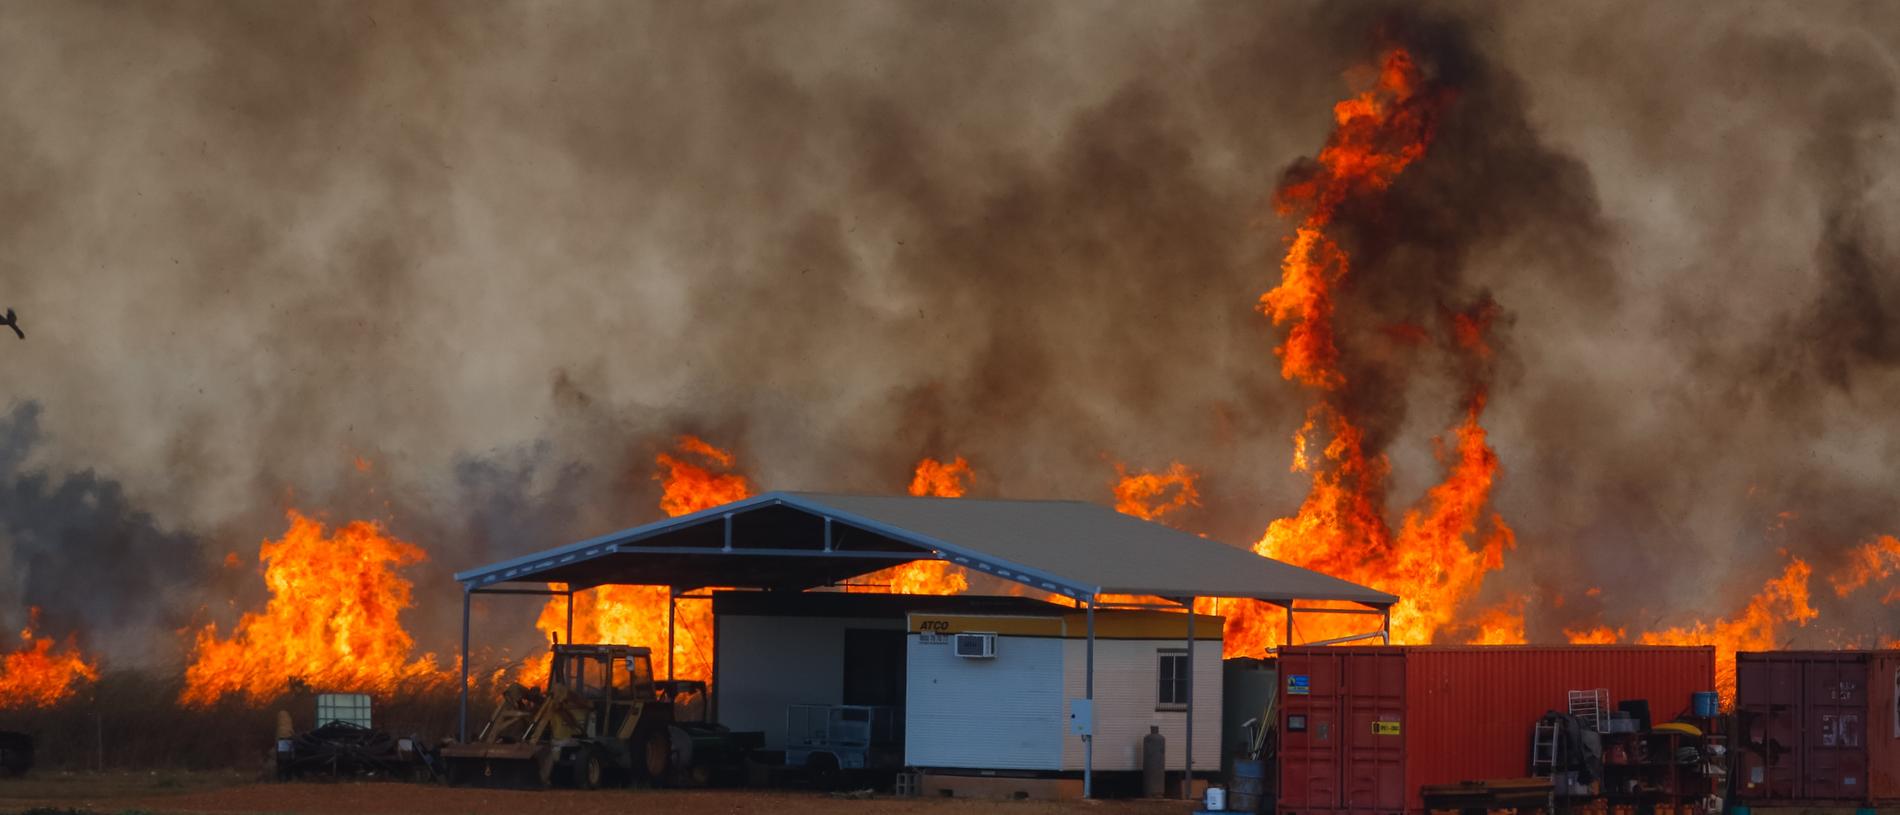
[0, 403, 206, 665]
[0, 0, 1896, 664]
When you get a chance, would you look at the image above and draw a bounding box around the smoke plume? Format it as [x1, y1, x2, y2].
[0, 0, 1895, 664]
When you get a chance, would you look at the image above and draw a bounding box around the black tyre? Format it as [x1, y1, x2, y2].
[642, 730, 672, 782]
[806, 752, 841, 791]
[571, 748, 605, 790]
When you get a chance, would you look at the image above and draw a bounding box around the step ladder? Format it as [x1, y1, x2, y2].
[1531, 718, 1562, 778]
[1568, 688, 1610, 731]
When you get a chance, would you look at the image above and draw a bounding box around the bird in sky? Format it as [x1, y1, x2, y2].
[0, 308, 21, 340]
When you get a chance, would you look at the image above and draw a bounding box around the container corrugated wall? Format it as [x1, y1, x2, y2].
[1405, 646, 1716, 812]
[1735, 650, 1900, 805]
[1278, 645, 1716, 815]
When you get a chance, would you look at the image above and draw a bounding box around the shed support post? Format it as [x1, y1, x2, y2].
[667, 586, 678, 682]
[1185, 596, 1196, 801]
[1284, 603, 1294, 649]
[564, 588, 574, 646]
[458, 585, 471, 742]
[1178, 592, 1193, 797]
[1084, 596, 1096, 799]
[1381, 606, 1391, 644]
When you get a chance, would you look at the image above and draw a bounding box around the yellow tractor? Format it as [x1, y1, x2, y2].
[442, 644, 759, 788]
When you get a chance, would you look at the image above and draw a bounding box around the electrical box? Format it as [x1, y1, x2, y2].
[1069, 698, 1093, 736]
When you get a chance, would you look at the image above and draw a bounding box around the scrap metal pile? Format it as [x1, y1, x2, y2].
[274, 719, 436, 781]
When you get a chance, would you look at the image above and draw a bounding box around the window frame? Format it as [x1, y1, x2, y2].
[1156, 648, 1189, 711]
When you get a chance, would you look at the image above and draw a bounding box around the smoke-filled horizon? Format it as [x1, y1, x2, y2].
[1, 1, 1897, 670]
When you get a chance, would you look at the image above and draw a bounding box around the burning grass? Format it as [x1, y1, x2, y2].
[181, 512, 451, 707]
[0, 610, 97, 709]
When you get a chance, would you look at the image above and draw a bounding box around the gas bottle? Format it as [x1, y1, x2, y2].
[1142, 725, 1165, 798]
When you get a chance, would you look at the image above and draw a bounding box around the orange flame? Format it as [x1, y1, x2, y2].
[1563, 625, 1626, 645]
[861, 457, 973, 595]
[1261, 48, 1443, 389]
[181, 511, 445, 706]
[0, 608, 98, 708]
[522, 436, 751, 685]
[656, 435, 752, 518]
[1464, 595, 1528, 645]
[1636, 555, 1818, 706]
[1241, 48, 1516, 653]
[1112, 462, 1201, 522]
[909, 456, 972, 499]
[1830, 534, 1900, 598]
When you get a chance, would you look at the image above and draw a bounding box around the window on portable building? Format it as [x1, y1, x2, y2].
[1157, 649, 1188, 710]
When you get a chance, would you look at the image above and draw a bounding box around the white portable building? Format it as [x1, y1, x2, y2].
[904, 609, 1220, 772]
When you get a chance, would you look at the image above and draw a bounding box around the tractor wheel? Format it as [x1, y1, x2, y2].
[570, 748, 605, 790]
[641, 730, 672, 783]
[806, 752, 841, 791]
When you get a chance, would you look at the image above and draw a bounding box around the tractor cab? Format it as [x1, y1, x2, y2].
[548, 645, 655, 738]
[444, 643, 752, 788]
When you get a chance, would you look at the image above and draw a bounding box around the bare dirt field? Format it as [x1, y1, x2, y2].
[0, 773, 1195, 815]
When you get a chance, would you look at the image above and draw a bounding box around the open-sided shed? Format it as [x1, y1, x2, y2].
[453, 490, 1396, 795]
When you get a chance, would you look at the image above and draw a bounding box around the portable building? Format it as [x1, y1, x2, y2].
[711, 592, 1054, 750]
[1277, 645, 1717, 815]
[1735, 650, 1900, 806]
[903, 609, 1221, 773]
[711, 591, 1222, 774]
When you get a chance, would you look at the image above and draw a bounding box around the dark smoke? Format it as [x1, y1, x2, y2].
[0, 0, 1896, 665]
[0, 402, 207, 665]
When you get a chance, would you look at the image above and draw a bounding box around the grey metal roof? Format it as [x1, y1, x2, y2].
[454, 490, 1396, 607]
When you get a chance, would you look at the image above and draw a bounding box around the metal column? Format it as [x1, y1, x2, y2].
[1084, 597, 1096, 799]
[564, 588, 574, 645]
[1381, 606, 1391, 644]
[458, 585, 471, 742]
[667, 587, 678, 681]
[1284, 603, 1294, 649]
[1185, 597, 1195, 801]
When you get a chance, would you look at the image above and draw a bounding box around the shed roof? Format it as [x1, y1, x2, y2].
[454, 491, 1396, 607]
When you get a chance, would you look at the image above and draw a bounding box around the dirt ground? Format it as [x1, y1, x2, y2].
[0, 773, 1198, 815]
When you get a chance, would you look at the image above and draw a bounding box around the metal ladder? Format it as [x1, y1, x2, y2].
[1531, 718, 1562, 778]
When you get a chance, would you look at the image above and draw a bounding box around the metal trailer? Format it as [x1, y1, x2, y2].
[785, 704, 898, 788]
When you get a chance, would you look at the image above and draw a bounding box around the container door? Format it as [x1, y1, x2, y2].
[1801, 657, 1868, 801]
[1871, 657, 1900, 802]
[1737, 654, 1801, 800]
[1340, 651, 1404, 815]
[1280, 652, 1340, 813]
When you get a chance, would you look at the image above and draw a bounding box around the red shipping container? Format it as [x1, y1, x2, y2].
[1277, 645, 1717, 815]
[1735, 650, 1900, 805]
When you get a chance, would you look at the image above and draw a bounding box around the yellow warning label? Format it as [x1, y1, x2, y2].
[1372, 721, 1401, 736]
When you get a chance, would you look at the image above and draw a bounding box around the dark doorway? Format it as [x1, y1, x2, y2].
[842, 628, 906, 709]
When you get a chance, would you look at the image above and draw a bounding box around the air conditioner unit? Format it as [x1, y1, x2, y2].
[953, 632, 996, 659]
